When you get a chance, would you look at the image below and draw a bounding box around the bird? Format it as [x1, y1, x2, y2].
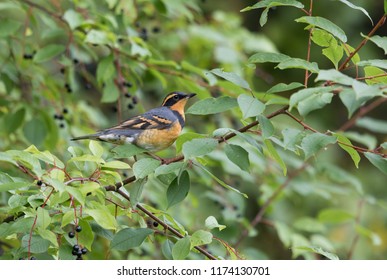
[71, 92, 196, 153]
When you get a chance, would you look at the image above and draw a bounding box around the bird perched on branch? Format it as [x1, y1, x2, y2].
[71, 92, 196, 152]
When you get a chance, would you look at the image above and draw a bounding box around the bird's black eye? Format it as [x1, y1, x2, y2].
[173, 94, 179, 100]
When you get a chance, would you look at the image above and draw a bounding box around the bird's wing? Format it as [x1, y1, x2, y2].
[111, 107, 176, 131]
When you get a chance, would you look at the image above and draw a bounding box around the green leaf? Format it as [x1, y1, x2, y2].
[258, 115, 274, 138]
[290, 87, 334, 116]
[61, 211, 75, 228]
[190, 230, 213, 248]
[295, 16, 347, 42]
[133, 158, 161, 179]
[344, 132, 377, 150]
[301, 133, 337, 159]
[356, 117, 387, 134]
[264, 139, 287, 176]
[318, 208, 354, 223]
[363, 66, 387, 85]
[89, 141, 104, 157]
[167, 171, 190, 209]
[355, 225, 382, 246]
[0, 19, 22, 37]
[267, 82, 304, 93]
[162, 240, 174, 259]
[186, 96, 238, 115]
[210, 68, 251, 90]
[129, 179, 146, 207]
[357, 59, 387, 71]
[198, 165, 248, 198]
[315, 69, 354, 85]
[36, 228, 58, 247]
[96, 55, 115, 84]
[295, 246, 339, 260]
[334, 133, 361, 168]
[24, 145, 64, 168]
[103, 160, 131, 169]
[248, 52, 290, 64]
[182, 138, 218, 158]
[339, 88, 373, 118]
[23, 117, 47, 147]
[224, 144, 250, 172]
[205, 216, 226, 231]
[4, 107, 25, 133]
[276, 58, 319, 73]
[281, 128, 304, 152]
[237, 94, 265, 119]
[77, 219, 94, 251]
[85, 29, 110, 45]
[155, 162, 185, 176]
[294, 217, 326, 233]
[63, 9, 84, 30]
[259, 7, 269, 27]
[112, 144, 146, 158]
[0, 182, 30, 192]
[66, 186, 85, 206]
[241, 0, 304, 12]
[172, 236, 191, 260]
[336, 0, 373, 25]
[111, 228, 153, 251]
[368, 35, 387, 55]
[33, 44, 66, 63]
[22, 235, 50, 254]
[36, 207, 51, 230]
[364, 152, 387, 175]
[101, 79, 119, 103]
[85, 206, 118, 230]
[322, 41, 343, 69]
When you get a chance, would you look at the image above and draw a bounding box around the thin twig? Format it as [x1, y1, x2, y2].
[304, 0, 314, 87]
[347, 199, 365, 259]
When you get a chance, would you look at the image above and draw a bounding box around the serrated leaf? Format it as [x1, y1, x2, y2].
[33, 44, 66, 63]
[241, 0, 304, 12]
[295, 16, 347, 42]
[301, 133, 337, 159]
[210, 68, 251, 90]
[337, 0, 373, 25]
[111, 228, 153, 251]
[182, 138, 218, 158]
[364, 152, 387, 175]
[368, 35, 387, 55]
[264, 139, 287, 175]
[318, 208, 354, 223]
[186, 96, 237, 115]
[237, 94, 265, 119]
[133, 158, 161, 179]
[198, 165, 248, 198]
[167, 171, 190, 209]
[276, 58, 319, 73]
[224, 144, 250, 171]
[267, 82, 304, 93]
[190, 230, 213, 248]
[295, 246, 339, 260]
[205, 216, 226, 231]
[248, 52, 290, 64]
[334, 133, 361, 168]
[172, 236, 191, 260]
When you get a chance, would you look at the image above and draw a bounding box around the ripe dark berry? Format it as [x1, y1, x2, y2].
[37, 180, 43, 186]
[73, 244, 80, 251]
[73, 58, 79, 64]
[152, 26, 161, 33]
[123, 81, 132, 88]
[132, 96, 138, 104]
[153, 221, 159, 227]
[124, 93, 131, 98]
[59, 123, 65, 129]
[127, 104, 134, 110]
[64, 83, 70, 89]
[63, 108, 68, 114]
[30, 256, 36, 260]
[23, 54, 33, 60]
[139, 28, 148, 41]
[81, 248, 87, 255]
[75, 225, 82, 232]
[85, 83, 92, 89]
[76, 256, 83, 260]
[112, 106, 118, 112]
[68, 231, 75, 238]
[60, 68, 65, 74]
[19, 257, 24, 260]
[72, 249, 78, 256]
[76, 249, 83, 256]
[122, 172, 128, 177]
[118, 38, 124, 43]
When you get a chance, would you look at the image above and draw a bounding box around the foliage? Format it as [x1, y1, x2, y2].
[0, 0, 386, 260]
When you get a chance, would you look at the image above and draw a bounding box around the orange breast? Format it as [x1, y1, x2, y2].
[134, 121, 182, 152]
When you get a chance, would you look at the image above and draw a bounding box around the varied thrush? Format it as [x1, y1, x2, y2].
[71, 92, 196, 152]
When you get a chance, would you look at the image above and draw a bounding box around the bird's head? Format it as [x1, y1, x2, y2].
[161, 92, 196, 113]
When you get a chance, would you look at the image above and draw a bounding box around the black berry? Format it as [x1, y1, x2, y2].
[127, 104, 134, 110]
[124, 93, 131, 98]
[118, 38, 124, 43]
[81, 248, 87, 255]
[75, 225, 82, 232]
[73, 244, 80, 251]
[153, 221, 159, 227]
[123, 81, 132, 88]
[36, 180, 43, 186]
[132, 96, 138, 104]
[68, 231, 75, 238]
[85, 83, 92, 90]
[122, 172, 128, 177]
[73, 58, 79, 64]
[30, 256, 36, 260]
[152, 26, 161, 33]
[23, 54, 33, 60]
[76, 256, 83, 260]
[139, 28, 148, 41]
[60, 68, 65, 74]
[112, 106, 118, 112]
[19, 257, 24, 260]
[76, 249, 83, 256]
[63, 108, 68, 114]
[59, 123, 65, 129]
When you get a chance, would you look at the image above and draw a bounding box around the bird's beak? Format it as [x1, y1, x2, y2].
[187, 93, 196, 99]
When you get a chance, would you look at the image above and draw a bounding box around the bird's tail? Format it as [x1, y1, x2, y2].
[71, 133, 100, 141]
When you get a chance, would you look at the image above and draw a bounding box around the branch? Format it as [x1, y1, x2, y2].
[338, 14, 387, 71]
[304, 0, 314, 87]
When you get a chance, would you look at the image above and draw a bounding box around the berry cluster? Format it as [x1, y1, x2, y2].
[68, 226, 88, 260]
[53, 108, 68, 129]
